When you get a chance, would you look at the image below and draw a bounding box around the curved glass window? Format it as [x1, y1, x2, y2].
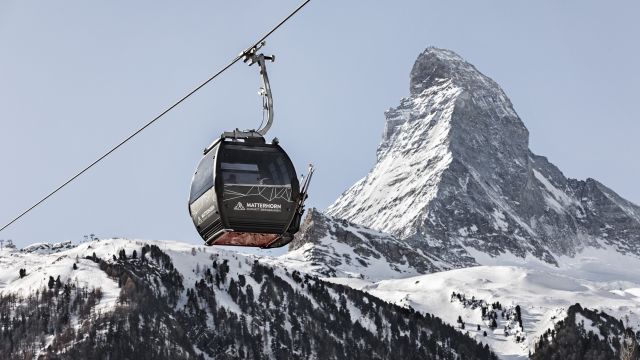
[189, 151, 215, 203]
[220, 146, 292, 186]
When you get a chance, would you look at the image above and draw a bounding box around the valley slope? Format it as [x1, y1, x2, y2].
[0, 239, 496, 359]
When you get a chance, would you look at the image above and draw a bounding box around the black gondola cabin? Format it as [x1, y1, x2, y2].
[189, 138, 302, 248]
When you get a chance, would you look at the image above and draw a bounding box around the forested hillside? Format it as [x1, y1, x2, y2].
[531, 304, 639, 360]
[0, 242, 496, 359]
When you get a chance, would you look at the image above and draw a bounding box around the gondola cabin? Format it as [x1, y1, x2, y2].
[189, 46, 312, 248]
[189, 137, 303, 248]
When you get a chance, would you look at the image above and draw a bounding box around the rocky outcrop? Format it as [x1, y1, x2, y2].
[285, 208, 442, 280]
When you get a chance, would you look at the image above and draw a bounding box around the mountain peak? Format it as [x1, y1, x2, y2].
[410, 47, 483, 95]
[328, 47, 640, 266]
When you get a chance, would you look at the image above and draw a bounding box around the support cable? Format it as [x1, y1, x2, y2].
[0, 0, 311, 234]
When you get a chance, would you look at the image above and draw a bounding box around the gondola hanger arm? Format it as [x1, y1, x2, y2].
[222, 42, 276, 140]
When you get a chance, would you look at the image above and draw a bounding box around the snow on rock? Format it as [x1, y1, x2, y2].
[275, 208, 443, 281]
[574, 313, 603, 340]
[21, 240, 77, 254]
[326, 47, 640, 267]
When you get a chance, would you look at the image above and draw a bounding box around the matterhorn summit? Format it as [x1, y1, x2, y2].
[327, 47, 640, 267]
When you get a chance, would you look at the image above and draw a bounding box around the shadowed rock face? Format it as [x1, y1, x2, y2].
[287, 208, 442, 279]
[325, 47, 640, 267]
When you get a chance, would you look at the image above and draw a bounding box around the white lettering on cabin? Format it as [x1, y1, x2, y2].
[246, 203, 282, 210]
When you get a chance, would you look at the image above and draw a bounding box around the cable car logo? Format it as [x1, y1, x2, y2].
[234, 202, 246, 211]
[246, 202, 281, 210]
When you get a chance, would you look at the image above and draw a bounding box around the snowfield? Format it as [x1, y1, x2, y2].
[259, 224, 640, 359]
[2, 238, 639, 360]
[315, 246, 640, 359]
[257, 233, 640, 359]
[1, 238, 498, 359]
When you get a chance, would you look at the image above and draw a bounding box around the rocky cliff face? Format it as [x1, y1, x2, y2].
[326, 47, 640, 267]
[280, 208, 442, 280]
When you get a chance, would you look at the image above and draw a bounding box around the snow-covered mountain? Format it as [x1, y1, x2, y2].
[3, 47, 639, 360]
[327, 47, 640, 267]
[287, 47, 640, 359]
[0, 239, 496, 359]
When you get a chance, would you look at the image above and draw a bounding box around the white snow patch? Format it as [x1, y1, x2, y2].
[532, 169, 580, 214]
[575, 313, 602, 340]
[491, 209, 509, 231]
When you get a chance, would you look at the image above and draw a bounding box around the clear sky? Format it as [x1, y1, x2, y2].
[1, 1, 639, 248]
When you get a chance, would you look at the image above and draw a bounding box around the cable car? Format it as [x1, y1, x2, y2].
[189, 43, 313, 248]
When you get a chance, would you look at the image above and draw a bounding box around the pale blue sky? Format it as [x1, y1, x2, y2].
[1, 1, 639, 248]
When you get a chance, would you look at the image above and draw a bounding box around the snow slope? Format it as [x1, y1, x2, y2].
[274, 208, 640, 358]
[3, 237, 639, 359]
[0, 238, 499, 359]
[317, 246, 640, 359]
[279, 211, 640, 357]
[0, 238, 249, 316]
